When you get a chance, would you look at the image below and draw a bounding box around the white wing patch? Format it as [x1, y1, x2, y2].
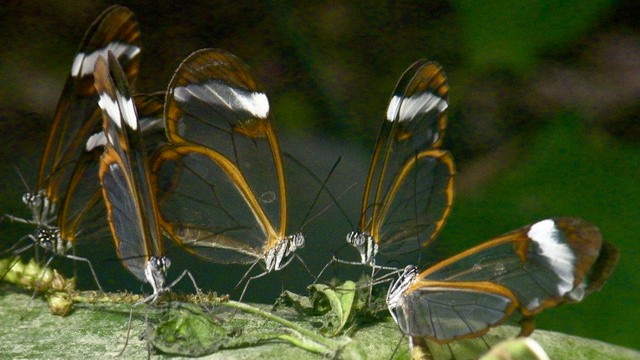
[86, 132, 107, 151]
[386, 92, 448, 122]
[71, 42, 141, 77]
[174, 81, 270, 119]
[121, 95, 138, 130]
[98, 94, 122, 129]
[527, 219, 576, 296]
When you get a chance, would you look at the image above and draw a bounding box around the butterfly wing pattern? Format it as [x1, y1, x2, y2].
[24, 5, 140, 229]
[387, 217, 619, 343]
[152, 49, 303, 273]
[95, 53, 170, 298]
[348, 60, 454, 266]
[2, 6, 142, 290]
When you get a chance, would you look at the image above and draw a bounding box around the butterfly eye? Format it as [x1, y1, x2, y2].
[291, 233, 305, 248]
[346, 231, 366, 246]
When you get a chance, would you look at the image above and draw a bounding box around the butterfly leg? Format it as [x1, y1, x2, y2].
[2, 214, 35, 225]
[64, 253, 103, 292]
[118, 300, 146, 356]
[167, 269, 202, 297]
[4, 233, 36, 256]
[315, 256, 372, 283]
[238, 268, 270, 303]
[292, 253, 314, 280]
[232, 261, 261, 300]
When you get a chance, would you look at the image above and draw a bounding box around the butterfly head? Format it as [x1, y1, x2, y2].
[22, 190, 54, 224]
[145, 256, 171, 296]
[289, 232, 305, 250]
[264, 233, 305, 272]
[346, 231, 378, 265]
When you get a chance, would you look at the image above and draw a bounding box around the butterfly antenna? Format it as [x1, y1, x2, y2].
[13, 163, 32, 193]
[303, 182, 358, 231]
[283, 153, 354, 231]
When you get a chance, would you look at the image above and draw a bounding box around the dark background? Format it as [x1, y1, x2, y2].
[0, 0, 638, 350]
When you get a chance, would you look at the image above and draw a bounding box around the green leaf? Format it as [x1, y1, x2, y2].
[278, 279, 371, 337]
[151, 303, 232, 356]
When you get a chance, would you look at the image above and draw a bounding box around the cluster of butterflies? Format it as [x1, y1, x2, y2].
[3, 5, 619, 352]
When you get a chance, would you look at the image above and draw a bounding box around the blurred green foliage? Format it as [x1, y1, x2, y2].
[454, 0, 616, 73]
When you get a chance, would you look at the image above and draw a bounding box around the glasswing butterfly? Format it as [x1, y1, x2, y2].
[387, 217, 618, 345]
[151, 49, 305, 298]
[95, 52, 196, 302]
[2, 5, 141, 290]
[345, 60, 453, 267]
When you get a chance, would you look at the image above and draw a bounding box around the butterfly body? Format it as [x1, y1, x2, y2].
[345, 231, 378, 266]
[264, 233, 305, 272]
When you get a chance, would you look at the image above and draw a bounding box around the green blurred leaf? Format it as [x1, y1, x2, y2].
[453, 0, 616, 73]
[151, 303, 232, 356]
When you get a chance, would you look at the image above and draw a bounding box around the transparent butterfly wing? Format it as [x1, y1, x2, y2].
[60, 92, 164, 247]
[156, 49, 288, 262]
[37, 5, 141, 205]
[95, 53, 161, 282]
[360, 61, 452, 254]
[391, 280, 517, 343]
[164, 49, 284, 235]
[153, 145, 266, 264]
[57, 149, 107, 245]
[422, 218, 611, 314]
[375, 150, 454, 255]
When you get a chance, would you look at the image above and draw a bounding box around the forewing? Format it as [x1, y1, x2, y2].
[422, 218, 607, 314]
[135, 92, 166, 152]
[100, 150, 147, 281]
[37, 5, 141, 203]
[95, 54, 160, 282]
[164, 49, 285, 238]
[57, 150, 108, 245]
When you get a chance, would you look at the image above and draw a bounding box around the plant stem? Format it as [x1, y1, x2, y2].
[222, 300, 346, 351]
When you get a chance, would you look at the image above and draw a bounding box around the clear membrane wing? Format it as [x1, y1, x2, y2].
[422, 218, 605, 314]
[390, 280, 516, 343]
[153, 144, 268, 264]
[360, 61, 450, 252]
[164, 49, 284, 236]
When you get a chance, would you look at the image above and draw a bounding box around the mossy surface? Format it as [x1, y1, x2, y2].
[1, 289, 638, 359]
